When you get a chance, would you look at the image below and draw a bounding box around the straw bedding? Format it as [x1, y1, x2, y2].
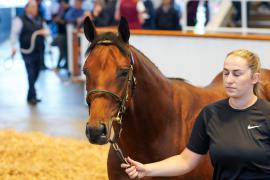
[0, 130, 109, 180]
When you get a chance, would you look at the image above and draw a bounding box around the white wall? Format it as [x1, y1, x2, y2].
[129, 35, 270, 86]
[79, 33, 270, 87]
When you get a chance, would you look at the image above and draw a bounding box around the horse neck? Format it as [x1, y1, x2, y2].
[174, 80, 226, 126]
[122, 48, 177, 142]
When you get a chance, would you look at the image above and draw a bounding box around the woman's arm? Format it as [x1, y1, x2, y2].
[121, 147, 204, 179]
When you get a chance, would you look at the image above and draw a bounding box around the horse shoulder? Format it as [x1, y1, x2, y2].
[170, 80, 204, 127]
[171, 79, 226, 128]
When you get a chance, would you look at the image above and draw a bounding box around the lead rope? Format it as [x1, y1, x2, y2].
[20, 30, 54, 69]
[109, 141, 139, 180]
[20, 29, 46, 54]
[109, 140, 129, 164]
[3, 31, 40, 70]
[1, 55, 14, 70]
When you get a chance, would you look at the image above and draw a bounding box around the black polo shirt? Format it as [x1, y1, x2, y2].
[187, 98, 270, 180]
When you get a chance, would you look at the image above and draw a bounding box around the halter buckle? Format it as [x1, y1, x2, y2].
[112, 116, 122, 124]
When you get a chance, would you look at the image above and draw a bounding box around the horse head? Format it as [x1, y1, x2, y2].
[83, 17, 136, 145]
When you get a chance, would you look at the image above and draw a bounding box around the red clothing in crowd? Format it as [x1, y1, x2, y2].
[119, 0, 142, 29]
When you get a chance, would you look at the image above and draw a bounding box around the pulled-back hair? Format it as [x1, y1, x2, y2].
[226, 49, 262, 97]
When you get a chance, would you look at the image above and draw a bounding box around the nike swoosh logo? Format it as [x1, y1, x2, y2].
[247, 124, 261, 129]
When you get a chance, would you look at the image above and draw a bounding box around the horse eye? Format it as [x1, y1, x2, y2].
[83, 68, 91, 77]
[118, 69, 129, 78]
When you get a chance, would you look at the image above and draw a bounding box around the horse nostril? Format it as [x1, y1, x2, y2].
[100, 123, 107, 136]
[85, 124, 91, 139]
[85, 123, 107, 143]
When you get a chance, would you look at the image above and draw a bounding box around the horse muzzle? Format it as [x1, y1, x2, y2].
[85, 123, 108, 145]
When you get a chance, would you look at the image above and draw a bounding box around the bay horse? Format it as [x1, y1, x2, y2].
[82, 17, 270, 180]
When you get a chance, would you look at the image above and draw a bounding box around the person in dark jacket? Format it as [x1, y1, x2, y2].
[11, 0, 49, 105]
[88, 0, 111, 27]
[64, 0, 85, 29]
[51, 0, 70, 70]
[155, 0, 181, 30]
[142, 0, 155, 29]
[104, 0, 117, 26]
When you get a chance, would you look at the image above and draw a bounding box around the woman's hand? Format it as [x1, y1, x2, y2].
[121, 157, 147, 179]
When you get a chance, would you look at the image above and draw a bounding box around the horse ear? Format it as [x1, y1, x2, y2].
[118, 16, 130, 43]
[83, 16, 97, 42]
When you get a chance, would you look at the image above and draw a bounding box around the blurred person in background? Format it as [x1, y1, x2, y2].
[10, 0, 49, 105]
[142, 0, 155, 29]
[155, 0, 181, 30]
[51, 0, 70, 70]
[104, 0, 117, 26]
[87, 0, 111, 27]
[35, 0, 49, 70]
[232, 1, 251, 27]
[64, 0, 85, 29]
[115, 0, 147, 29]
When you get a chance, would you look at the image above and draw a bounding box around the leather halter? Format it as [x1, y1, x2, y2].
[86, 40, 136, 164]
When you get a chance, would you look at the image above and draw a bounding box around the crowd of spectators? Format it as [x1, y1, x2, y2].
[42, 0, 185, 31]
[39, 0, 186, 72]
[22, 0, 205, 72]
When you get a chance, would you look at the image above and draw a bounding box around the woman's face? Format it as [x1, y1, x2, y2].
[223, 55, 258, 99]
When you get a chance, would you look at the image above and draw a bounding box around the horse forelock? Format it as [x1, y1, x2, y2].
[85, 32, 130, 57]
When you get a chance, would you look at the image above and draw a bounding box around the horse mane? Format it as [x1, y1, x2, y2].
[131, 46, 189, 83]
[168, 77, 187, 82]
[130, 45, 164, 75]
